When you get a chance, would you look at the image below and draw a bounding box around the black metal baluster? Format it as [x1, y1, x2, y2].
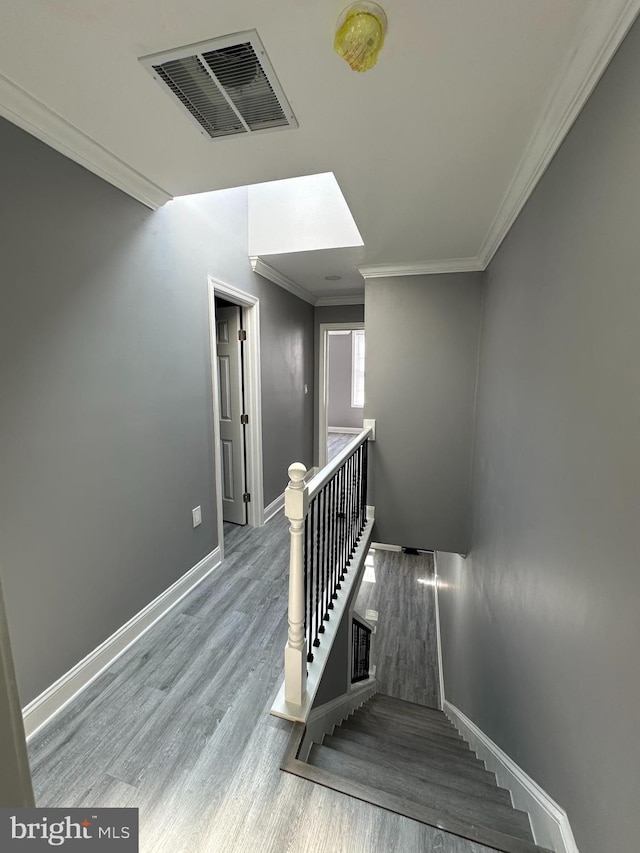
[321, 486, 330, 609]
[361, 442, 366, 532]
[352, 449, 358, 551]
[332, 476, 340, 592]
[339, 461, 346, 574]
[344, 454, 350, 566]
[363, 439, 369, 532]
[346, 453, 354, 566]
[311, 497, 322, 636]
[333, 470, 340, 585]
[305, 513, 314, 662]
[312, 497, 321, 646]
[358, 444, 364, 535]
[329, 475, 338, 588]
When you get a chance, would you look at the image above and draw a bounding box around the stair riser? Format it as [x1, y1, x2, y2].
[359, 708, 465, 742]
[330, 726, 487, 774]
[373, 694, 452, 721]
[308, 745, 534, 841]
[341, 719, 475, 758]
[322, 734, 511, 805]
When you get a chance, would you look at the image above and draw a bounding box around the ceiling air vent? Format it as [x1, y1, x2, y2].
[140, 31, 298, 139]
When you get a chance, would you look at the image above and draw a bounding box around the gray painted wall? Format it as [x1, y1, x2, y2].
[313, 304, 365, 465]
[0, 117, 313, 704]
[328, 332, 362, 429]
[256, 278, 314, 505]
[437, 18, 640, 853]
[364, 274, 483, 551]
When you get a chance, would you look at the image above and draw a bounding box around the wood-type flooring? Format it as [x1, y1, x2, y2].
[28, 516, 494, 853]
[355, 547, 440, 708]
[327, 431, 356, 461]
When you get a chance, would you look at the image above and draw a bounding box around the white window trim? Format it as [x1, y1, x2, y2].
[351, 329, 365, 409]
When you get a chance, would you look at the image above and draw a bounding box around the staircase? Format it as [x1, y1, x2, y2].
[301, 694, 553, 853]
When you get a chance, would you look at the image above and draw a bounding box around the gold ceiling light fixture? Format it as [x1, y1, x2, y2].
[334, 2, 387, 73]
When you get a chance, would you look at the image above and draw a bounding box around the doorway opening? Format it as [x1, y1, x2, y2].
[318, 322, 365, 469]
[208, 277, 264, 562]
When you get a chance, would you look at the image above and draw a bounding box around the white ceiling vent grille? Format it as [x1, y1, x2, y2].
[140, 31, 298, 139]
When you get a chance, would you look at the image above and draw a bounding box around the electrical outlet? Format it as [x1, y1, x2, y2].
[192, 506, 202, 528]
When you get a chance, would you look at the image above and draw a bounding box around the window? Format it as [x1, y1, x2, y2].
[351, 329, 365, 408]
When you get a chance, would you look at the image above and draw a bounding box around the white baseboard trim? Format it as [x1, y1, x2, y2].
[328, 426, 362, 434]
[370, 542, 401, 551]
[443, 701, 579, 853]
[22, 546, 222, 740]
[432, 552, 445, 711]
[263, 492, 285, 523]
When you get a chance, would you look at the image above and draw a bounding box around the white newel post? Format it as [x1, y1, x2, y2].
[284, 462, 308, 706]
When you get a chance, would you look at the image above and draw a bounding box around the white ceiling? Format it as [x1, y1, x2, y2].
[0, 0, 638, 301]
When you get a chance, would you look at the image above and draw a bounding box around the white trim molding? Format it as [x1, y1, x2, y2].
[315, 294, 365, 306]
[318, 322, 365, 470]
[477, 0, 640, 267]
[328, 426, 362, 434]
[250, 256, 316, 305]
[0, 71, 172, 210]
[22, 547, 222, 740]
[443, 702, 579, 853]
[263, 492, 285, 523]
[432, 552, 445, 711]
[358, 1, 640, 279]
[208, 276, 265, 536]
[370, 542, 402, 552]
[358, 259, 483, 279]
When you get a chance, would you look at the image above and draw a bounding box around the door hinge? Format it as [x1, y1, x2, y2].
[240, 413, 249, 425]
[238, 329, 247, 341]
[242, 492, 251, 503]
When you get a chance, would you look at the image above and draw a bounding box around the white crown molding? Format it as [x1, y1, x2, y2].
[478, 0, 640, 267]
[315, 294, 364, 306]
[250, 256, 317, 305]
[358, 258, 484, 279]
[0, 71, 172, 210]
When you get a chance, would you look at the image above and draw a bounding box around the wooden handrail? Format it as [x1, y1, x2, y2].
[306, 427, 372, 501]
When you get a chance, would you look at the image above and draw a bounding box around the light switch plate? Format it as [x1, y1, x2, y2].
[192, 506, 202, 527]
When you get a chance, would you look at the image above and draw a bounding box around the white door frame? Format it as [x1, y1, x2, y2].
[208, 277, 265, 559]
[0, 562, 34, 806]
[318, 322, 365, 470]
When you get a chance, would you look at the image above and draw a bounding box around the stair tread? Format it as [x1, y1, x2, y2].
[330, 726, 491, 779]
[341, 716, 474, 757]
[323, 733, 511, 805]
[359, 706, 465, 741]
[373, 694, 449, 720]
[367, 696, 456, 723]
[296, 760, 553, 853]
[308, 744, 534, 842]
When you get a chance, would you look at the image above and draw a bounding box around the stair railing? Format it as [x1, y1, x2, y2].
[284, 424, 374, 707]
[351, 615, 372, 683]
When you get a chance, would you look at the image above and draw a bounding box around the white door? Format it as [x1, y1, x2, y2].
[216, 305, 247, 525]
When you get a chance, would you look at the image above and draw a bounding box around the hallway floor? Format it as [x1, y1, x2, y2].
[28, 516, 494, 853]
[327, 430, 356, 461]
